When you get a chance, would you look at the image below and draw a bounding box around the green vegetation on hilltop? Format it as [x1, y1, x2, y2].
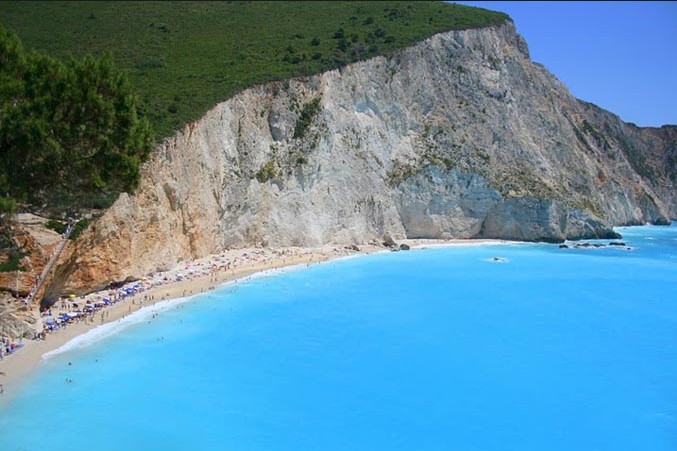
[0, 1, 508, 140]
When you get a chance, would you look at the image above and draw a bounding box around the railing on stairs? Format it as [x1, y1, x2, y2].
[23, 218, 74, 306]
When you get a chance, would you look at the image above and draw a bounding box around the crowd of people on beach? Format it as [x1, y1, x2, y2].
[1, 246, 344, 364]
[0, 336, 24, 360]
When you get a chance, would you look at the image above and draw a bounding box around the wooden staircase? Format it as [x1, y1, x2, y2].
[23, 219, 74, 305]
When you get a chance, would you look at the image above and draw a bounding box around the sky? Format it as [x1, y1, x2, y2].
[452, 1, 677, 127]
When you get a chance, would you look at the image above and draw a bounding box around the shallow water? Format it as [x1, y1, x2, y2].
[1, 225, 676, 451]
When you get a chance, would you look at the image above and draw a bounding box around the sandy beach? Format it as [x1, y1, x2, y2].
[0, 238, 507, 402]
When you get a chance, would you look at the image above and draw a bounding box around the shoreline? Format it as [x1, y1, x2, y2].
[0, 238, 508, 404]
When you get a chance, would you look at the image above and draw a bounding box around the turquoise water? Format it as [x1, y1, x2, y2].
[1, 225, 676, 450]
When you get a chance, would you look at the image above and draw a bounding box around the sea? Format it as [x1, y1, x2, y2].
[1, 224, 676, 451]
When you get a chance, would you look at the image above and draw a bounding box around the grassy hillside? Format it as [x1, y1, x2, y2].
[0, 1, 507, 140]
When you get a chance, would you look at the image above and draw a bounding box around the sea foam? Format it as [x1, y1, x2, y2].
[42, 259, 342, 360]
[42, 294, 196, 360]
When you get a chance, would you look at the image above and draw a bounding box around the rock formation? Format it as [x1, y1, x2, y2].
[52, 21, 675, 294]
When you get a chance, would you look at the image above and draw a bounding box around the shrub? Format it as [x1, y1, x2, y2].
[0, 197, 17, 215]
[293, 98, 322, 139]
[255, 162, 278, 183]
[69, 218, 91, 240]
[45, 219, 66, 234]
[0, 249, 25, 272]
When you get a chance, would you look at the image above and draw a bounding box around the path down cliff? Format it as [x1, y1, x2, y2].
[56, 21, 676, 293]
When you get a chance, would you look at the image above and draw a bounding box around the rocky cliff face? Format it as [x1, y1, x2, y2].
[54, 21, 675, 293]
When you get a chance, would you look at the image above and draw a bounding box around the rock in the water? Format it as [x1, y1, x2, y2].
[399, 243, 411, 251]
[652, 217, 672, 226]
[574, 242, 605, 248]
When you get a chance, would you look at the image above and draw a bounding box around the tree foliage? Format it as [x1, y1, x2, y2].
[0, 24, 153, 210]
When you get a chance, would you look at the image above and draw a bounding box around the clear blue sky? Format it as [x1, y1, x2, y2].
[452, 1, 677, 127]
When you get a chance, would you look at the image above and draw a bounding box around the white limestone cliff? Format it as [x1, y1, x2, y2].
[53, 21, 675, 293]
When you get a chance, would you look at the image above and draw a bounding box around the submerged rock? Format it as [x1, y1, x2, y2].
[574, 242, 605, 248]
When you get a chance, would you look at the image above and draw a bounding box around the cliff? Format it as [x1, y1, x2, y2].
[53, 21, 675, 294]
